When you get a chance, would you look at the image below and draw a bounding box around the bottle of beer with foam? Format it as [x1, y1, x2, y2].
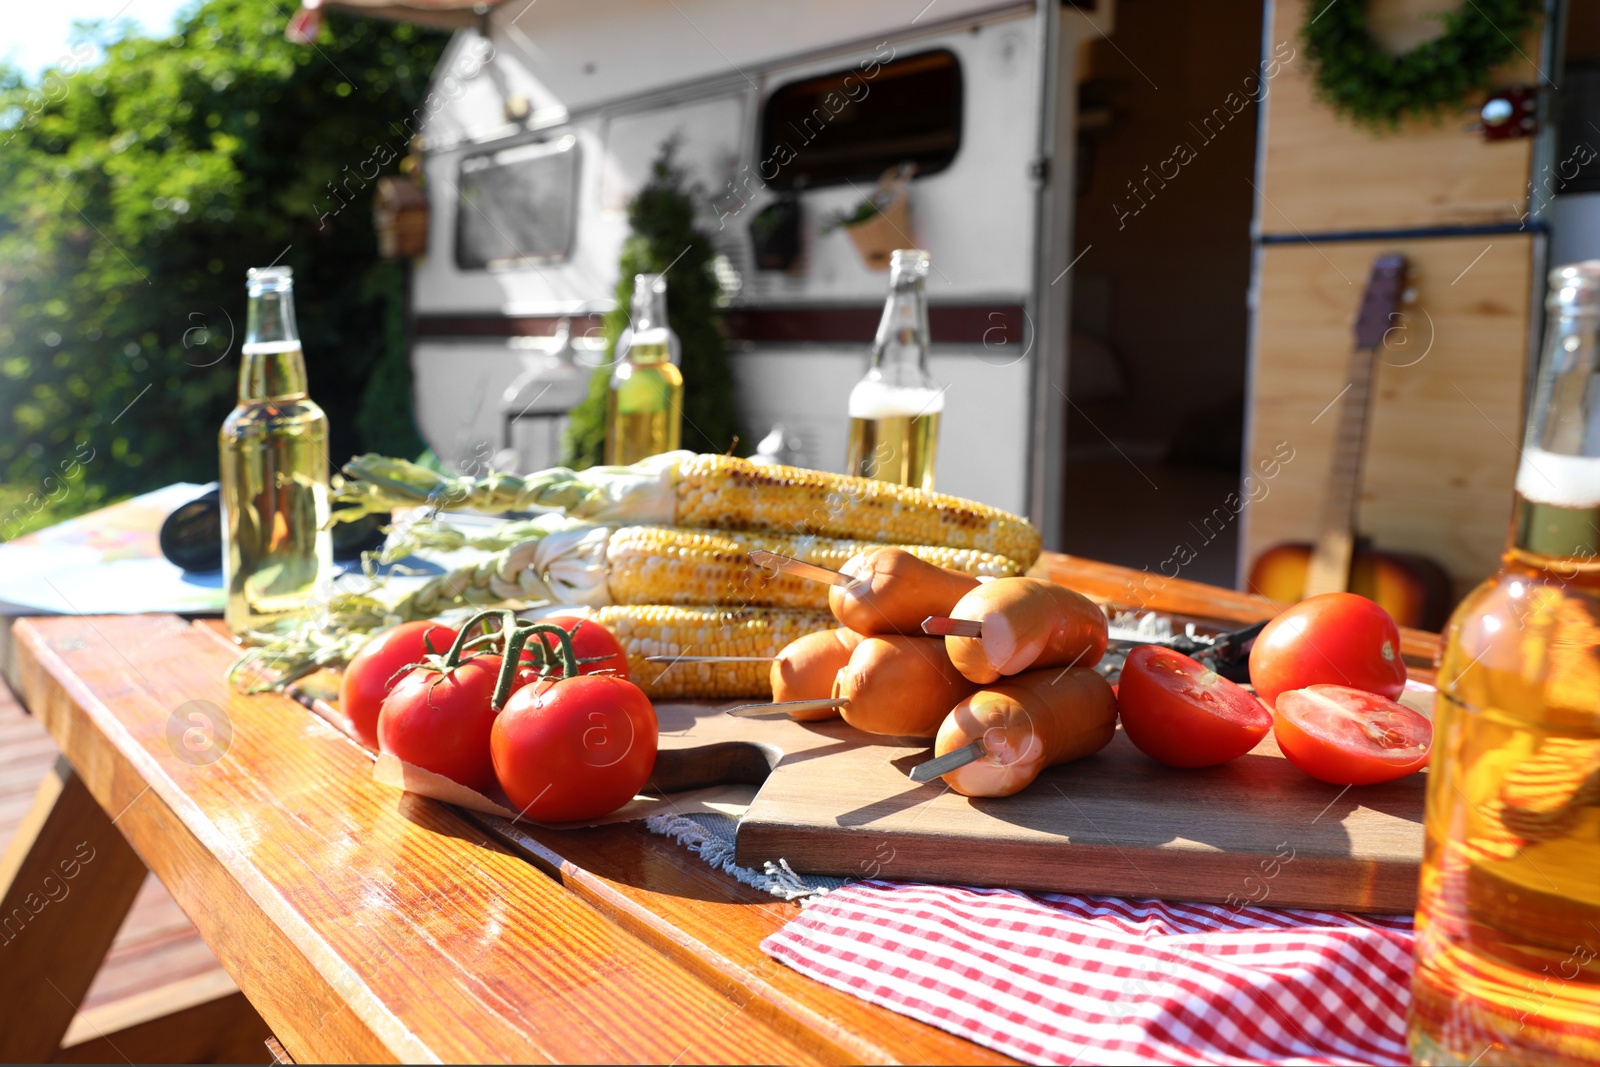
[1409, 260, 1600, 1065]
[845, 249, 942, 491]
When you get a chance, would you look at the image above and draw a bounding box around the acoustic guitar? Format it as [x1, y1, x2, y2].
[1246, 253, 1453, 631]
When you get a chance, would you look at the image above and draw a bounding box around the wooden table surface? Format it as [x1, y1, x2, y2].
[7, 552, 1442, 1064]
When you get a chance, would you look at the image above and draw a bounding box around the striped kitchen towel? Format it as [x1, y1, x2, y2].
[760, 880, 1415, 1066]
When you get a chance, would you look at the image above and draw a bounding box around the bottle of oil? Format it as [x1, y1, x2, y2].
[220, 267, 332, 637]
[1410, 260, 1600, 1066]
[845, 249, 942, 490]
[604, 273, 683, 465]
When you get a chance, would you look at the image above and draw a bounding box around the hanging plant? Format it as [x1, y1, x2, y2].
[1302, 0, 1542, 128]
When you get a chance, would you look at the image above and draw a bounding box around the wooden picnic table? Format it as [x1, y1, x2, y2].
[0, 552, 1441, 1064]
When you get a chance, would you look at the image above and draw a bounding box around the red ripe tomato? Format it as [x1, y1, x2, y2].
[1118, 646, 1272, 768]
[526, 616, 630, 679]
[1274, 684, 1431, 785]
[377, 656, 503, 792]
[1248, 593, 1406, 709]
[491, 674, 657, 823]
[340, 621, 459, 748]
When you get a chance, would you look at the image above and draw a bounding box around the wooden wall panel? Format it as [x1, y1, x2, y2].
[1241, 236, 1532, 592]
[1257, 0, 1539, 234]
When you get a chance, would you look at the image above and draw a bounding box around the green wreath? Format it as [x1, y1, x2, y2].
[1303, 0, 1542, 128]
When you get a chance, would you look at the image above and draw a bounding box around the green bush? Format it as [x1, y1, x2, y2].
[0, 0, 444, 533]
[564, 141, 746, 468]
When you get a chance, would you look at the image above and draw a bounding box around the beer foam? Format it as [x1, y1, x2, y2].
[241, 341, 304, 355]
[1515, 447, 1600, 508]
[847, 379, 945, 419]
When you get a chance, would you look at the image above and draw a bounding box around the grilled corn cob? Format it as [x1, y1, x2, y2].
[231, 598, 831, 701]
[380, 514, 1023, 617]
[585, 604, 833, 700]
[334, 451, 1041, 567]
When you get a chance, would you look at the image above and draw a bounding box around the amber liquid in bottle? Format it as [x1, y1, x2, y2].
[220, 271, 331, 637]
[845, 407, 941, 490]
[1412, 492, 1600, 1065]
[605, 272, 683, 466]
[604, 335, 682, 466]
[844, 248, 942, 491]
[1410, 264, 1600, 1066]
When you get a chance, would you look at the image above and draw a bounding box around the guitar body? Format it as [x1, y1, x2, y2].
[1247, 542, 1454, 631]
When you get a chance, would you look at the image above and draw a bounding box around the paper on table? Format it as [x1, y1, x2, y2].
[0, 483, 226, 616]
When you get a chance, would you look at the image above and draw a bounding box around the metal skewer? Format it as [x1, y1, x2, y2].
[921, 616, 983, 638]
[724, 697, 848, 719]
[908, 739, 986, 782]
[748, 550, 853, 588]
[644, 655, 774, 664]
[922, 617, 1267, 650]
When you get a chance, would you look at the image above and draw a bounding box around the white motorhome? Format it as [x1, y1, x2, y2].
[328, 0, 1600, 593]
[398, 0, 1110, 547]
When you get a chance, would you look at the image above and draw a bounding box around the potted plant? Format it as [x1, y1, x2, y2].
[821, 163, 916, 271]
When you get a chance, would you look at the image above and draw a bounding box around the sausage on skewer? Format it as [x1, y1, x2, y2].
[928, 667, 1117, 797]
[770, 628, 864, 716]
[833, 634, 979, 738]
[828, 547, 980, 635]
[725, 632, 974, 736]
[932, 577, 1108, 684]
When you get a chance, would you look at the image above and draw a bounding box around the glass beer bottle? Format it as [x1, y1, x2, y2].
[1409, 260, 1600, 1065]
[219, 267, 332, 637]
[605, 273, 683, 465]
[846, 248, 943, 490]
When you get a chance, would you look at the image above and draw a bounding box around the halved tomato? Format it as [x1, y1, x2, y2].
[1117, 646, 1272, 768]
[1273, 684, 1431, 785]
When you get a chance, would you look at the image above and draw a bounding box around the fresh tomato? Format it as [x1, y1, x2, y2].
[1248, 593, 1405, 709]
[492, 674, 658, 823]
[340, 621, 459, 748]
[1274, 684, 1431, 785]
[377, 655, 503, 792]
[1117, 646, 1272, 768]
[525, 616, 630, 679]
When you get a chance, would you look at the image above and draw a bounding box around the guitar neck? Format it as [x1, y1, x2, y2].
[1302, 344, 1378, 599]
[1301, 253, 1406, 600]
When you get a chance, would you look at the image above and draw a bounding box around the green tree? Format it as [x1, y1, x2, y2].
[565, 141, 745, 468]
[0, 0, 444, 533]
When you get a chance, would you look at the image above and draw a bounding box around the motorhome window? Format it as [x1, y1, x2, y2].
[455, 134, 579, 270]
[759, 49, 962, 189]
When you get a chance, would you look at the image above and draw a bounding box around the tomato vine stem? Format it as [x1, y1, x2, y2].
[493, 623, 579, 710]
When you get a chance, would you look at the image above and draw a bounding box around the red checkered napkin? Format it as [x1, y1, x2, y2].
[761, 881, 1414, 1066]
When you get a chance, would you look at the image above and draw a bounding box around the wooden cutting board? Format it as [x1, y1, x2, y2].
[291, 669, 1425, 915]
[647, 700, 1425, 914]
